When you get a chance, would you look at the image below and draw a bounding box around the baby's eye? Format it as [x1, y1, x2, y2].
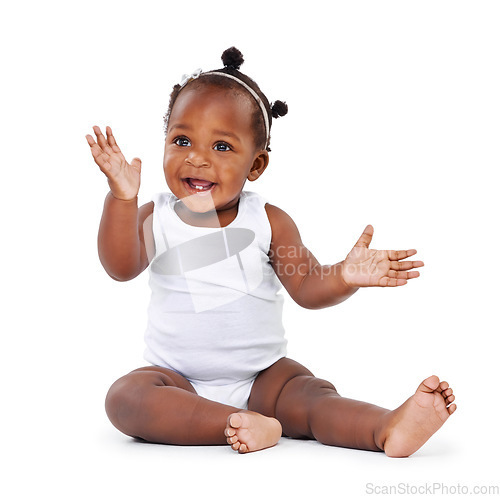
[174, 136, 191, 147]
[214, 142, 232, 152]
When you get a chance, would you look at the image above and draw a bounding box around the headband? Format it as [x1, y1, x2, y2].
[179, 68, 270, 145]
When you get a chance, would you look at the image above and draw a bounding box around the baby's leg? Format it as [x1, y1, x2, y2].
[247, 358, 388, 451]
[105, 366, 247, 445]
[247, 358, 456, 457]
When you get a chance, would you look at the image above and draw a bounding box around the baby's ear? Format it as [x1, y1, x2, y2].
[248, 150, 269, 181]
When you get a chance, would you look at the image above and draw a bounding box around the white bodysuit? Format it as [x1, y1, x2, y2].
[144, 190, 288, 409]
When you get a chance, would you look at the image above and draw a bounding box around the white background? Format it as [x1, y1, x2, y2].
[2, 1, 499, 497]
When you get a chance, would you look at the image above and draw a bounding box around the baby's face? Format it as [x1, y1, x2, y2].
[163, 85, 268, 215]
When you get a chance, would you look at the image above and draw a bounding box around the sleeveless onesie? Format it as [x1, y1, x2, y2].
[144, 190, 288, 409]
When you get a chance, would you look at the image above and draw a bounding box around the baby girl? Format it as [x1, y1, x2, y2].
[86, 47, 456, 455]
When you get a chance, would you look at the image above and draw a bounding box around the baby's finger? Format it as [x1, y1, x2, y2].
[388, 249, 418, 261]
[353, 225, 374, 249]
[106, 126, 123, 154]
[390, 260, 424, 271]
[85, 134, 97, 147]
[93, 125, 113, 155]
[86, 135, 104, 160]
[388, 270, 420, 280]
[378, 276, 408, 287]
[87, 136, 107, 161]
[86, 136, 112, 173]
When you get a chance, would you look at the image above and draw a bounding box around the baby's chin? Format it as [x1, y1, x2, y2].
[179, 191, 217, 214]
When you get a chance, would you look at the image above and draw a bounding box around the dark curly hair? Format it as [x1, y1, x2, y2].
[163, 47, 288, 152]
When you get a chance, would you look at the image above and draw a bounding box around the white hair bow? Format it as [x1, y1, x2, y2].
[179, 68, 203, 87]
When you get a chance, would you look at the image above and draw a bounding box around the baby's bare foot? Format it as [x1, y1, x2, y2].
[382, 375, 457, 458]
[224, 411, 282, 454]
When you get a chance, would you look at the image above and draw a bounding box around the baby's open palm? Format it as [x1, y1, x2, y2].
[86, 125, 141, 200]
[342, 225, 424, 287]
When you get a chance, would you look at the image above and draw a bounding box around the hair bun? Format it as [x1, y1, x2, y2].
[221, 47, 244, 70]
[271, 100, 288, 119]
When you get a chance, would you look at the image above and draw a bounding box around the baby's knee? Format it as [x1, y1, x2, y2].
[105, 376, 134, 435]
[105, 372, 158, 437]
[275, 376, 338, 438]
[283, 375, 338, 401]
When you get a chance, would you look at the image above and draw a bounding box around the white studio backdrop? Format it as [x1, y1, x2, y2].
[1, 1, 499, 497]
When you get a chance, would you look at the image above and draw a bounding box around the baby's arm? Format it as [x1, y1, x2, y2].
[265, 204, 423, 310]
[98, 195, 154, 280]
[266, 204, 355, 309]
[86, 126, 155, 281]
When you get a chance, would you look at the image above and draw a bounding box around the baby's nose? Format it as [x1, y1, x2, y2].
[186, 149, 210, 168]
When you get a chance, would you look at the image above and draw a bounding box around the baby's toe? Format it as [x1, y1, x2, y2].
[224, 427, 236, 437]
[420, 375, 440, 393]
[228, 413, 243, 429]
[238, 443, 248, 454]
[227, 435, 238, 444]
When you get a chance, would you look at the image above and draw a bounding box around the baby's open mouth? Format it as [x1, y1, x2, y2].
[183, 178, 216, 194]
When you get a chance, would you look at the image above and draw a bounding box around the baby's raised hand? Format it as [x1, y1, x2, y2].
[86, 125, 141, 200]
[341, 225, 424, 288]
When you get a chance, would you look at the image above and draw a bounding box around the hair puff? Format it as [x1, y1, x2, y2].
[221, 47, 244, 70]
[271, 100, 288, 119]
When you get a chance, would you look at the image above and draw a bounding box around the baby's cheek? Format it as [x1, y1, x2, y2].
[163, 153, 177, 171]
